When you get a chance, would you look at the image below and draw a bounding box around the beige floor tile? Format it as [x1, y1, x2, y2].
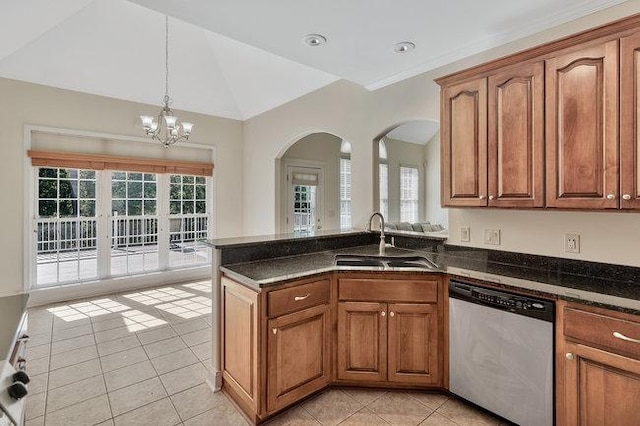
[189, 341, 211, 361]
[180, 328, 210, 347]
[95, 325, 136, 344]
[100, 346, 149, 373]
[137, 325, 177, 345]
[27, 356, 50, 376]
[24, 416, 44, 426]
[25, 391, 46, 420]
[170, 318, 209, 335]
[97, 335, 141, 357]
[342, 388, 388, 405]
[52, 316, 92, 331]
[108, 376, 168, 417]
[407, 392, 449, 411]
[92, 316, 131, 332]
[51, 323, 93, 342]
[170, 383, 227, 421]
[48, 358, 102, 389]
[96, 420, 116, 426]
[149, 348, 199, 375]
[28, 373, 48, 395]
[339, 407, 391, 425]
[113, 397, 181, 426]
[26, 343, 50, 360]
[144, 336, 187, 359]
[29, 331, 52, 347]
[436, 399, 501, 426]
[419, 413, 458, 426]
[264, 406, 321, 425]
[50, 333, 96, 355]
[159, 362, 207, 395]
[368, 392, 434, 426]
[182, 397, 249, 426]
[50, 344, 99, 370]
[45, 394, 112, 426]
[303, 389, 363, 426]
[46, 375, 106, 413]
[104, 360, 157, 392]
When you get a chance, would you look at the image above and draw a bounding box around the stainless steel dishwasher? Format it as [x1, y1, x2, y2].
[449, 280, 554, 426]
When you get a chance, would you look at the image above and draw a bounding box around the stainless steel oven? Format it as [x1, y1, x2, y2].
[449, 280, 554, 426]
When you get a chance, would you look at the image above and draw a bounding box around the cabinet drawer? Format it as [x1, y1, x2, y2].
[268, 279, 330, 317]
[564, 307, 640, 359]
[338, 278, 438, 303]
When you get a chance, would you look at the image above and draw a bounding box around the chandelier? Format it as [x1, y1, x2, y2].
[140, 16, 194, 148]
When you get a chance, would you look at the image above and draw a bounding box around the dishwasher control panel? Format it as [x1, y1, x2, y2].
[450, 280, 555, 322]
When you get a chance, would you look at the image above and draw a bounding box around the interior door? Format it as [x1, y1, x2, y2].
[286, 166, 323, 234]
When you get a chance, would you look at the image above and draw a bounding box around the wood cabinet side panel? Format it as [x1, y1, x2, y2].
[620, 31, 640, 209]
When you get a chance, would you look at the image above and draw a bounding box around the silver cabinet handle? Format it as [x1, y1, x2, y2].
[294, 294, 310, 301]
[389, 312, 395, 317]
[613, 331, 640, 344]
[488, 195, 494, 200]
[566, 352, 574, 360]
[622, 194, 632, 201]
[606, 194, 616, 200]
[381, 311, 386, 317]
[479, 195, 486, 200]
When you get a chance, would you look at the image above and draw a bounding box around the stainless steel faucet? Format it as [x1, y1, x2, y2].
[368, 212, 386, 256]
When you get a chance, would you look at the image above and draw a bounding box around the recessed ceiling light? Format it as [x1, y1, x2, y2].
[394, 41, 415, 53]
[304, 34, 327, 47]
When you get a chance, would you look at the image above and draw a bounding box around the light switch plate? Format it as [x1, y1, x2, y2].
[460, 226, 470, 242]
[484, 229, 501, 245]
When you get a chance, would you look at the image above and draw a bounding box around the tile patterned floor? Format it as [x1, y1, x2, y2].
[25, 280, 507, 426]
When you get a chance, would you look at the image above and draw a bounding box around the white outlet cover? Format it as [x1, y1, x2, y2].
[484, 229, 501, 245]
[564, 233, 580, 253]
[460, 226, 470, 242]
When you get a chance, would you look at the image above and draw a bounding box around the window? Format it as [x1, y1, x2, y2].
[379, 140, 389, 218]
[36, 168, 98, 285]
[400, 166, 419, 222]
[340, 140, 352, 230]
[293, 184, 317, 235]
[33, 167, 211, 288]
[169, 175, 210, 267]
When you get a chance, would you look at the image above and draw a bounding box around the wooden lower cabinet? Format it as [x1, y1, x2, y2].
[267, 304, 330, 413]
[336, 275, 443, 387]
[557, 300, 640, 425]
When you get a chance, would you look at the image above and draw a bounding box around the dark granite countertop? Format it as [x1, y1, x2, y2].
[220, 243, 640, 314]
[204, 229, 370, 249]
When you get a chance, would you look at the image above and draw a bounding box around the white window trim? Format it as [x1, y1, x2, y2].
[23, 124, 216, 295]
[281, 158, 326, 233]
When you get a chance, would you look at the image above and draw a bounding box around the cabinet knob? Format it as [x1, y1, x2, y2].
[272, 328, 277, 335]
[622, 194, 632, 201]
[488, 195, 494, 200]
[381, 311, 386, 317]
[389, 312, 395, 317]
[606, 194, 616, 200]
[479, 195, 486, 200]
[566, 352, 574, 361]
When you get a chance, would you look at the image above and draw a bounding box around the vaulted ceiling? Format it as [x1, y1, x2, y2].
[1, 0, 629, 120]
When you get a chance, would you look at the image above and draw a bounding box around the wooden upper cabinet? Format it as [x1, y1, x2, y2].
[441, 77, 488, 206]
[545, 40, 619, 209]
[487, 62, 545, 207]
[620, 32, 640, 209]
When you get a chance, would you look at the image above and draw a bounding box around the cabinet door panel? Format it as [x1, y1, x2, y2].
[267, 304, 330, 413]
[441, 78, 488, 206]
[387, 303, 439, 385]
[563, 342, 640, 426]
[488, 62, 544, 207]
[546, 40, 619, 208]
[621, 32, 640, 209]
[337, 302, 387, 382]
[222, 278, 259, 411]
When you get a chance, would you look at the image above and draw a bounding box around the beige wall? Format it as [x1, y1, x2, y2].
[0, 78, 243, 296]
[424, 131, 448, 227]
[242, 1, 640, 267]
[280, 133, 343, 231]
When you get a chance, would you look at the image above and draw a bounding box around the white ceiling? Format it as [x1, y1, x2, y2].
[0, 0, 629, 120]
[387, 120, 440, 145]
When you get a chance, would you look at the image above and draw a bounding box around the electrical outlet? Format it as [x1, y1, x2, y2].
[484, 229, 501, 245]
[565, 233, 580, 253]
[460, 226, 470, 242]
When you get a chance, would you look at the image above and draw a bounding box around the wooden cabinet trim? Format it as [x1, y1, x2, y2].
[338, 278, 438, 303]
[621, 31, 640, 209]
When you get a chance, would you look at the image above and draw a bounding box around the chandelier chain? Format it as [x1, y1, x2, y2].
[165, 15, 169, 102]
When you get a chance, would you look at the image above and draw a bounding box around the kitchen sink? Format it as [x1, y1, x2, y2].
[334, 254, 438, 270]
